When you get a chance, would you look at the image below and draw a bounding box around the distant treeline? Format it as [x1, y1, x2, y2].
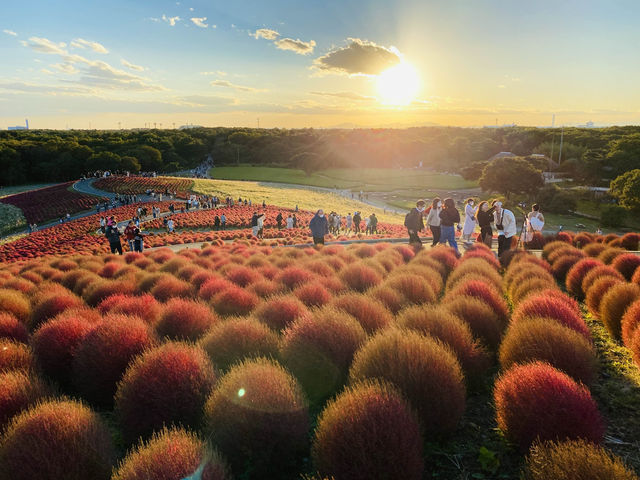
[2, 125, 640, 186]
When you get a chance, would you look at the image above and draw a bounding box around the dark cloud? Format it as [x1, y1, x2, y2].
[313, 38, 401, 75]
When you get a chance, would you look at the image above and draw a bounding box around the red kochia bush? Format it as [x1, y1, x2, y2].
[29, 289, 85, 331]
[82, 279, 136, 307]
[511, 294, 591, 341]
[204, 358, 309, 477]
[32, 309, 99, 384]
[112, 427, 231, 480]
[155, 298, 218, 341]
[444, 279, 509, 327]
[444, 296, 504, 350]
[339, 262, 383, 292]
[0, 312, 29, 344]
[621, 300, 640, 347]
[115, 342, 216, 444]
[275, 266, 315, 290]
[312, 381, 423, 480]
[210, 286, 259, 317]
[620, 232, 640, 251]
[293, 281, 332, 307]
[565, 258, 603, 299]
[0, 399, 115, 480]
[0, 288, 30, 323]
[280, 307, 367, 402]
[150, 274, 192, 302]
[385, 273, 437, 306]
[524, 439, 640, 480]
[631, 328, 640, 367]
[331, 293, 393, 333]
[612, 253, 640, 281]
[0, 339, 35, 373]
[198, 276, 235, 301]
[253, 295, 309, 330]
[73, 315, 156, 407]
[0, 371, 51, 430]
[599, 283, 640, 340]
[494, 362, 605, 450]
[581, 265, 625, 294]
[397, 305, 490, 383]
[499, 317, 597, 385]
[98, 294, 162, 326]
[349, 329, 465, 436]
[586, 276, 624, 317]
[200, 317, 280, 371]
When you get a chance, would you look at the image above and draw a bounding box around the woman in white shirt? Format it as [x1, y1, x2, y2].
[425, 198, 442, 246]
[462, 198, 477, 244]
[492, 201, 516, 256]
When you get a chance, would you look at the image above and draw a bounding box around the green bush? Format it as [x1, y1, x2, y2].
[601, 205, 626, 228]
[0, 203, 26, 236]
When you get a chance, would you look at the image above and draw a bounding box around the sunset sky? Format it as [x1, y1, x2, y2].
[1, 0, 639, 129]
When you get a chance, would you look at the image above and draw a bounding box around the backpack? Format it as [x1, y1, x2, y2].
[404, 209, 418, 228]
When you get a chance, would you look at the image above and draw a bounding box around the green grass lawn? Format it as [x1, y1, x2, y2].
[209, 166, 477, 192]
[0, 183, 57, 198]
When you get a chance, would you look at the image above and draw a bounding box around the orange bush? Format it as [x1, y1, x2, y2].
[599, 283, 640, 340]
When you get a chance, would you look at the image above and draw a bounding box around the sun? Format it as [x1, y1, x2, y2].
[376, 62, 420, 106]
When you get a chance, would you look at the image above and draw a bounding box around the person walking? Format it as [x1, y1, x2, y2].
[438, 198, 461, 254]
[167, 218, 175, 233]
[353, 211, 361, 234]
[364, 215, 371, 235]
[309, 209, 329, 245]
[133, 226, 144, 252]
[346, 213, 353, 233]
[426, 198, 441, 247]
[251, 212, 260, 237]
[286, 214, 294, 229]
[276, 212, 283, 230]
[105, 221, 123, 255]
[220, 213, 226, 230]
[462, 198, 477, 245]
[292, 214, 298, 228]
[369, 213, 378, 234]
[214, 215, 220, 230]
[256, 212, 265, 239]
[493, 201, 517, 256]
[475, 201, 496, 248]
[99, 216, 106, 234]
[405, 200, 426, 245]
[124, 221, 136, 251]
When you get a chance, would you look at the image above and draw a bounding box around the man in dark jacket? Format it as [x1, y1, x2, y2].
[106, 223, 123, 255]
[353, 211, 362, 234]
[309, 209, 329, 245]
[276, 212, 283, 229]
[405, 200, 426, 245]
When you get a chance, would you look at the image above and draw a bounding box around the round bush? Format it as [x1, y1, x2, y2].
[0, 339, 35, 373]
[312, 381, 423, 480]
[586, 276, 624, 317]
[293, 281, 332, 307]
[275, 266, 315, 290]
[512, 294, 591, 341]
[150, 275, 192, 302]
[349, 328, 465, 436]
[397, 305, 490, 383]
[612, 253, 640, 281]
[281, 307, 367, 402]
[630, 328, 640, 367]
[156, 298, 218, 341]
[447, 259, 502, 292]
[97, 294, 162, 326]
[331, 293, 392, 333]
[523, 439, 639, 480]
[600, 283, 640, 340]
[200, 317, 279, 371]
[494, 362, 605, 450]
[112, 427, 230, 480]
[253, 295, 309, 330]
[210, 286, 259, 317]
[0, 371, 51, 430]
[445, 279, 509, 327]
[0, 312, 29, 344]
[204, 358, 309, 478]
[0, 288, 30, 323]
[621, 300, 640, 347]
[31, 308, 99, 385]
[0, 399, 115, 480]
[368, 285, 405, 314]
[510, 278, 559, 306]
[73, 314, 156, 407]
[583, 243, 607, 257]
[385, 273, 436, 306]
[598, 247, 626, 264]
[499, 317, 597, 385]
[115, 342, 216, 444]
[82, 279, 136, 307]
[29, 290, 85, 331]
[225, 264, 262, 287]
[565, 258, 603, 299]
[443, 296, 504, 350]
[551, 255, 585, 283]
[582, 265, 625, 294]
[339, 262, 383, 292]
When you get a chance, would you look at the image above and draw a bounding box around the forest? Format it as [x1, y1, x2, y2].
[1, 125, 640, 186]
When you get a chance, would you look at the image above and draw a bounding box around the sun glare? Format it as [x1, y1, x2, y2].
[376, 62, 420, 106]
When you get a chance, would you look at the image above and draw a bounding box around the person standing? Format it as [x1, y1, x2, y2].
[493, 201, 517, 256]
[426, 198, 441, 247]
[364, 215, 371, 235]
[526, 203, 545, 241]
[105, 222, 123, 255]
[292, 214, 298, 228]
[369, 213, 378, 234]
[405, 200, 426, 245]
[220, 213, 226, 230]
[99, 216, 106, 233]
[353, 211, 361, 234]
[286, 214, 294, 229]
[475, 201, 496, 248]
[167, 218, 175, 233]
[276, 212, 283, 230]
[462, 198, 477, 245]
[309, 209, 329, 245]
[438, 198, 461, 254]
[256, 212, 265, 239]
[124, 221, 136, 251]
[346, 213, 353, 233]
[251, 212, 259, 237]
[133, 226, 144, 252]
[214, 215, 220, 230]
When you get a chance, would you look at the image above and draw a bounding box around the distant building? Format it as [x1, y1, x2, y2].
[179, 124, 203, 130]
[8, 119, 29, 131]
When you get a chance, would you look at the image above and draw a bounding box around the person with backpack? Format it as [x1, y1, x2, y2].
[105, 221, 123, 255]
[405, 200, 426, 245]
[353, 212, 362, 234]
[426, 198, 441, 246]
[438, 198, 461, 254]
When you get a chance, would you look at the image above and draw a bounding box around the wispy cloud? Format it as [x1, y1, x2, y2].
[201, 71, 227, 76]
[274, 38, 315, 55]
[70, 38, 108, 54]
[3, 29, 17, 37]
[310, 91, 376, 101]
[210, 80, 265, 92]
[190, 17, 208, 28]
[313, 38, 401, 76]
[251, 28, 280, 40]
[121, 59, 145, 72]
[21, 36, 67, 55]
[162, 14, 181, 26]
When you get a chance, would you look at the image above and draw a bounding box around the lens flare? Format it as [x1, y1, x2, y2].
[376, 62, 420, 106]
